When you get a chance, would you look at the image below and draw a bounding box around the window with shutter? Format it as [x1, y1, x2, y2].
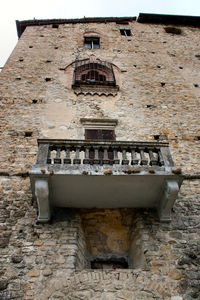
[85, 129, 115, 141]
[84, 37, 100, 49]
[85, 129, 115, 163]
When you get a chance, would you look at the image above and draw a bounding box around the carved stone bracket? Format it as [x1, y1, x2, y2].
[158, 180, 180, 222]
[73, 86, 119, 96]
[35, 179, 51, 223]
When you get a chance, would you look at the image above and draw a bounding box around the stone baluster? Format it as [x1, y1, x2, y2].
[158, 150, 164, 166]
[131, 149, 139, 165]
[63, 147, 71, 164]
[73, 146, 81, 164]
[122, 148, 129, 165]
[83, 147, 90, 164]
[103, 146, 110, 164]
[113, 148, 120, 164]
[93, 146, 100, 164]
[140, 149, 148, 165]
[149, 150, 158, 166]
[54, 147, 61, 164]
[46, 145, 52, 164]
[36, 143, 50, 165]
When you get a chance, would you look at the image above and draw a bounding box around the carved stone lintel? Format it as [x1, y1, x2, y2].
[35, 179, 50, 223]
[158, 180, 179, 222]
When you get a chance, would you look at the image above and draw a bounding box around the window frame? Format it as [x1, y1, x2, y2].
[80, 118, 118, 140]
[84, 36, 100, 49]
[120, 29, 132, 36]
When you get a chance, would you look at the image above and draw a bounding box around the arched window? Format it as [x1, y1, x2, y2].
[81, 70, 106, 82]
[73, 58, 116, 87]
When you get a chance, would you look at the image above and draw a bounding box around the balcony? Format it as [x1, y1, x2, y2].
[29, 139, 183, 223]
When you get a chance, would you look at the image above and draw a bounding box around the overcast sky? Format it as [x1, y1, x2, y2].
[1, 0, 200, 67]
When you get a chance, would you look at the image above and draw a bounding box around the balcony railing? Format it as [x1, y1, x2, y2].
[35, 139, 174, 167]
[30, 139, 183, 223]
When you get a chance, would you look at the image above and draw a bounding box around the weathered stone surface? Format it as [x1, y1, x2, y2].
[33, 240, 43, 246]
[43, 269, 53, 276]
[0, 280, 8, 291]
[11, 255, 23, 263]
[28, 270, 40, 277]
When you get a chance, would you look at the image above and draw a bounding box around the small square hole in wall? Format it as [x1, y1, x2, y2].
[24, 131, 33, 137]
[164, 27, 182, 35]
[52, 24, 59, 28]
[154, 135, 160, 140]
[120, 29, 131, 36]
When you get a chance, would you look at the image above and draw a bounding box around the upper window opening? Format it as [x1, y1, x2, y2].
[84, 37, 100, 49]
[120, 29, 131, 36]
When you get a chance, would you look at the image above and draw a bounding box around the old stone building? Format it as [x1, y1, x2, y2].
[0, 13, 200, 299]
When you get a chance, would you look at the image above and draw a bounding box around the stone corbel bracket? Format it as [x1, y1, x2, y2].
[158, 180, 180, 222]
[35, 179, 51, 223]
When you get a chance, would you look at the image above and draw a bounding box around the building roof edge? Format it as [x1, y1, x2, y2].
[16, 17, 136, 38]
[137, 13, 200, 26]
[16, 13, 200, 38]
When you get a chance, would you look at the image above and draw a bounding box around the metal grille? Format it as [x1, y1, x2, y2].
[73, 59, 116, 86]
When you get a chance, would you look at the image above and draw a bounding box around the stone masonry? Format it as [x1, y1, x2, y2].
[0, 14, 200, 299]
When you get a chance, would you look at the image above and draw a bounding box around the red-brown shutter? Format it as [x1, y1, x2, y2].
[101, 130, 115, 141]
[85, 129, 115, 141]
[85, 129, 115, 163]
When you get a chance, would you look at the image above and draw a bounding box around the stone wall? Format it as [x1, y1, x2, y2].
[0, 17, 200, 299]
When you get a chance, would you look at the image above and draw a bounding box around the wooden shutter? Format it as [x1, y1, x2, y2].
[101, 130, 115, 141]
[85, 129, 115, 141]
[85, 129, 115, 163]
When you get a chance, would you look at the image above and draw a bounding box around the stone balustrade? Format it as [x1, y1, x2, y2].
[36, 139, 174, 167]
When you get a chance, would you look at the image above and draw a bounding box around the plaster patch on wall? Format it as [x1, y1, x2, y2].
[59, 125, 67, 130]
[42, 102, 75, 138]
